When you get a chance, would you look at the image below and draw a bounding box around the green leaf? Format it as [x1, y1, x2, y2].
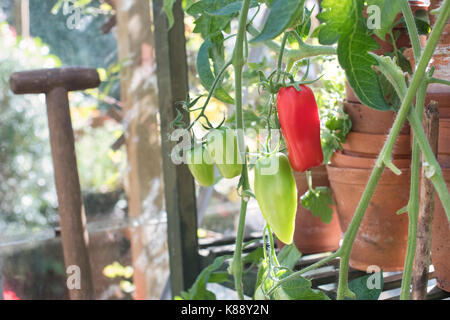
[162, 0, 177, 29]
[277, 243, 302, 269]
[208, 0, 259, 16]
[324, 109, 352, 142]
[321, 129, 340, 164]
[186, 0, 212, 15]
[250, 0, 305, 42]
[366, 0, 402, 41]
[320, 107, 351, 164]
[414, 9, 431, 35]
[243, 246, 265, 265]
[272, 271, 330, 300]
[187, 0, 235, 38]
[196, 39, 234, 104]
[295, 6, 312, 39]
[254, 259, 269, 295]
[300, 186, 334, 223]
[208, 271, 230, 283]
[177, 255, 228, 300]
[338, 33, 390, 110]
[255, 267, 330, 300]
[317, 0, 354, 45]
[348, 271, 384, 300]
[369, 53, 408, 99]
[318, 0, 390, 110]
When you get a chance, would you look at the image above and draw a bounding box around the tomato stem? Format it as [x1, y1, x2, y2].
[265, 250, 340, 297]
[187, 59, 233, 130]
[399, 0, 428, 297]
[400, 82, 427, 299]
[230, 0, 252, 300]
[267, 225, 280, 267]
[247, 24, 337, 61]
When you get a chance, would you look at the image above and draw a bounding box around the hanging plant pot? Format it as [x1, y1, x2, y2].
[432, 168, 450, 292]
[342, 131, 412, 158]
[276, 166, 342, 254]
[327, 165, 410, 271]
[343, 101, 410, 134]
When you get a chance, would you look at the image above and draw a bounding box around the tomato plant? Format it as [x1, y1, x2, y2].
[167, 0, 450, 300]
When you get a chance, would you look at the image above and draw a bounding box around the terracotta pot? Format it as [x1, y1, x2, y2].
[404, 49, 450, 116]
[327, 165, 410, 271]
[277, 166, 342, 254]
[330, 151, 411, 169]
[372, 32, 428, 55]
[342, 131, 412, 158]
[343, 101, 410, 134]
[430, 0, 450, 45]
[426, 51, 450, 117]
[432, 167, 450, 292]
[438, 119, 450, 167]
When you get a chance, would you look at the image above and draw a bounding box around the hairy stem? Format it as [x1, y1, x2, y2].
[231, 199, 249, 300]
[230, 0, 251, 300]
[247, 24, 336, 60]
[429, 77, 450, 86]
[265, 251, 340, 296]
[400, 0, 422, 60]
[400, 84, 427, 300]
[399, 0, 425, 299]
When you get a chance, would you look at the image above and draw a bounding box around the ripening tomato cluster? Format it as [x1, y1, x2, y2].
[186, 126, 243, 186]
[187, 85, 323, 245]
[254, 85, 323, 244]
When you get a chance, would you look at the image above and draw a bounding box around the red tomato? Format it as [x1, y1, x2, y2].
[277, 85, 323, 172]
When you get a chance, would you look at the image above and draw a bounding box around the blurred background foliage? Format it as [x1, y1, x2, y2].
[0, 1, 125, 234]
[0, 22, 61, 234]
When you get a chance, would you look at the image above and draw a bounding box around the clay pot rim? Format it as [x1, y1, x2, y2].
[343, 100, 394, 111]
[343, 132, 412, 158]
[440, 166, 450, 176]
[326, 164, 411, 185]
[439, 118, 450, 127]
[330, 150, 411, 169]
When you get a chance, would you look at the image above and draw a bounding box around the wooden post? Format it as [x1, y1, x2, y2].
[153, 0, 200, 296]
[116, 0, 169, 299]
[13, 0, 29, 38]
[412, 101, 439, 300]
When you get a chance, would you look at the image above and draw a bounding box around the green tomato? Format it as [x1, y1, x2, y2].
[254, 153, 297, 244]
[254, 262, 288, 300]
[186, 144, 215, 187]
[206, 127, 242, 179]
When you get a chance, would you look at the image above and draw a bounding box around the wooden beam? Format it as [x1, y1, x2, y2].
[152, 0, 200, 297]
[116, 0, 169, 300]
